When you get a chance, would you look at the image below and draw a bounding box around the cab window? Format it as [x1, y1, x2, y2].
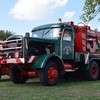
[63, 29, 72, 41]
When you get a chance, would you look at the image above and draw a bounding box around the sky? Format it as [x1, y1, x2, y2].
[0, 0, 100, 36]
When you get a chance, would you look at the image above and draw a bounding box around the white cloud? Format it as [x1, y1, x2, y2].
[10, 0, 68, 20]
[64, 11, 75, 19]
[87, 24, 100, 31]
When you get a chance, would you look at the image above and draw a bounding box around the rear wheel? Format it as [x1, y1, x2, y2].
[39, 61, 59, 86]
[86, 61, 99, 81]
[9, 67, 28, 84]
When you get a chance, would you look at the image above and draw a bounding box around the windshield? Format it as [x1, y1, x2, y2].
[32, 28, 61, 39]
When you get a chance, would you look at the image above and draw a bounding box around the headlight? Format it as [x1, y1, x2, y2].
[14, 51, 19, 58]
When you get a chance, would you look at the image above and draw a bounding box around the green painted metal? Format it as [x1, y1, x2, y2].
[6, 35, 23, 40]
[76, 53, 100, 71]
[29, 37, 58, 43]
[77, 63, 89, 71]
[62, 28, 74, 60]
[31, 54, 62, 69]
[29, 22, 100, 71]
[30, 23, 75, 69]
[31, 23, 72, 32]
[74, 53, 89, 71]
[29, 37, 61, 56]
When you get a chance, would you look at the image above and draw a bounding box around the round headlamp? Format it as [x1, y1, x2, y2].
[14, 51, 19, 58]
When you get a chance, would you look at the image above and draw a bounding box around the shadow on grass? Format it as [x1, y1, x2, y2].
[59, 77, 87, 85]
[23, 77, 92, 87]
[1, 75, 99, 88]
[20, 78, 42, 87]
[0, 78, 10, 82]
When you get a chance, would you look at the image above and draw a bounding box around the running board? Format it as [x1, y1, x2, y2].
[65, 68, 78, 72]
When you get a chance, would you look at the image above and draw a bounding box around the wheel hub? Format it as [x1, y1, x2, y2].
[48, 67, 58, 81]
[92, 66, 97, 76]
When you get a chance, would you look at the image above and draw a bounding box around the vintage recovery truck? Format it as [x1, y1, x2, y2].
[0, 18, 100, 86]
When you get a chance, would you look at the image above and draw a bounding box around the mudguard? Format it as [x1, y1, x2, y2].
[31, 54, 64, 69]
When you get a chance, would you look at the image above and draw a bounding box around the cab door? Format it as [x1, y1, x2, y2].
[61, 28, 74, 60]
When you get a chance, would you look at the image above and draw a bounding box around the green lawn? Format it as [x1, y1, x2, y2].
[0, 76, 100, 100]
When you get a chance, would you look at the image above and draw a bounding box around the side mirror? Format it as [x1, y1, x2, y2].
[59, 32, 62, 37]
[25, 32, 30, 37]
[25, 32, 30, 44]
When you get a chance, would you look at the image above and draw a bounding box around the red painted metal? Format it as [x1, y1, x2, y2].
[64, 63, 73, 70]
[0, 56, 39, 64]
[16, 70, 25, 80]
[0, 20, 100, 83]
[27, 71, 39, 77]
[74, 25, 99, 53]
[48, 67, 58, 81]
[92, 66, 97, 77]
[1, 67, 9, 75]
[75, 32, 86, 52]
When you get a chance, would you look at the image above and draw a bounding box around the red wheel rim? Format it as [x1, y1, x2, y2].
[48, 67, 58, 81]
[92, 66, 97, 76]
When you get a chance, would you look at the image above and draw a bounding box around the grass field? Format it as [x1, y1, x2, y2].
[0, 76, 100, 100]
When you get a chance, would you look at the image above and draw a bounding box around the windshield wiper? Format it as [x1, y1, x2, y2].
[44, 27, 52, 35]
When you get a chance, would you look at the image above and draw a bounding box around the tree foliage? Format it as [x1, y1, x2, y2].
[80, 0, 100, 23]
[0, 30, 14, 40]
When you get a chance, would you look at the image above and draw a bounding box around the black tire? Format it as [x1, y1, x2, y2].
[9, 68, 28, 84]
[86, 61, 99, 81]
[39, 61, 59, 86]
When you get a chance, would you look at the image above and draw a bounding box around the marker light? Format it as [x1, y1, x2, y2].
[58, 18, 62, 23]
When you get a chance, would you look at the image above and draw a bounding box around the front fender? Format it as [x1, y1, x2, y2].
[31, 54, 62, 69]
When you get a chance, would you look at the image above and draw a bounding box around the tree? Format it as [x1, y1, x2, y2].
[0, 30, 14, 40]
[80, 0, 100, 23]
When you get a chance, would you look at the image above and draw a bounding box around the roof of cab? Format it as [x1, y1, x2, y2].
[31, 23, 72, 32]
[6, 35, 23, 41]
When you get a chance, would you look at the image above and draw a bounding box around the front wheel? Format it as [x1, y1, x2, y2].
[39, 61, 59, 86]
[86, 61, 99, 81]
[9, 68, 28, 84]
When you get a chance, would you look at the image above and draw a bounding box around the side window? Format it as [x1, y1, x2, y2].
[63, 29, 72, 41]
